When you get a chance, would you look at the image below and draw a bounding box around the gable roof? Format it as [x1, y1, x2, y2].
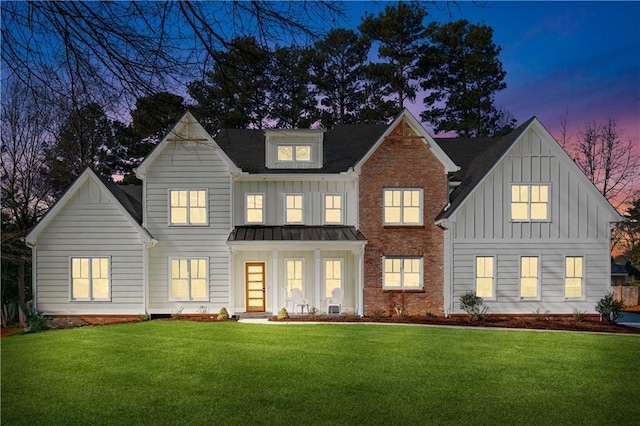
[215, 125, 389, 174]
[135, 111, 238, 178]
[25, 168, 154, 246]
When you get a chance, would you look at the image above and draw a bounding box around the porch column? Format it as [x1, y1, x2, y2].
[272, 249, 279, 314]
[315, 249, 321, 311]
[228, 247, 235, 315]
[355, 248, 364, 316]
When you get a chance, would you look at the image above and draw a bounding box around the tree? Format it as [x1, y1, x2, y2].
[419, 20, 513, 137]
[311, 29, 371, 127]
[359, 2, 428, 110]
[269, 45, 318, 128]
[620, 199, 640, 269]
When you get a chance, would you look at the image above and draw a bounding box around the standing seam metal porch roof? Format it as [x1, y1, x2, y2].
[228, 226, 366, 242]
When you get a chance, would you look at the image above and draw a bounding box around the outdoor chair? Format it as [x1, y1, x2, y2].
[327, 288, 343, 314]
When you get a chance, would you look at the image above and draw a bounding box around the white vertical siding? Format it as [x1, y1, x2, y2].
[145, 141, 232, 314]
[35, 179, 145, 314]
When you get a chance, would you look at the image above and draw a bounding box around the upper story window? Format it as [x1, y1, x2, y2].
[246, 194, 264, 224]
[71, 257, 110, 301]
[511, 184, 549, 221]
[383, 188, 423, 225]
[266, 130, 324, 169]
[170, 189, 207, 225]
[324, 194, 343, 224]
[285, 194, 304, 224]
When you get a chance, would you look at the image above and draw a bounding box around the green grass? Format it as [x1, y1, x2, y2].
[2, 321, 639, 425]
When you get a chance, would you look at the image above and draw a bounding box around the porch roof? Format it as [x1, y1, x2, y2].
[228, 226, 366, 242]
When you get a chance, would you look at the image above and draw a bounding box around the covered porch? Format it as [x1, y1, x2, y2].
[227, 226, 366, 316]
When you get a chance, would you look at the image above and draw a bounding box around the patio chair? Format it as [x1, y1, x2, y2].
[327, 288, 343, 314]
[291, 288, 309, 314]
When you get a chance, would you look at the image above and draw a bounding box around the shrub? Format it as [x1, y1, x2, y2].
[571, 308, 587, 322]
[197, 306, 209, 318]
[425, 310, 434, 317]
[595, 292, 624, 323]
[532, 308, 549, 321]
[371, 307, 387, 318]
[217, 307, 229, 321]
[277, 307, 289, 320]
[23, 306, 45, 332]
[171, 307, 183, 319]
[308, 307, 320, 317]
[459, 291, 488, 320]
[394, 306, 409, 318]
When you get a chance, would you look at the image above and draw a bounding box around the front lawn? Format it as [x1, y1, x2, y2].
[2, 321, 639, 425]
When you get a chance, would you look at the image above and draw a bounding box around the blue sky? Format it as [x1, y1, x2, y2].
[344, 1, 639, 142]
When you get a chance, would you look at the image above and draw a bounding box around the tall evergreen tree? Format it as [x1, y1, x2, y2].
[311, 29, 371, 127]
[419, 20, 513, 137]
[359, 3, 428, 110]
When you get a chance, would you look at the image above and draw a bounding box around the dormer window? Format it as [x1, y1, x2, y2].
[266, 129, 324, 169]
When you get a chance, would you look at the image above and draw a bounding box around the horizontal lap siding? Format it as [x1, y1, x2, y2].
[146, 142, 231, 313]
[36, 179, 144, 314]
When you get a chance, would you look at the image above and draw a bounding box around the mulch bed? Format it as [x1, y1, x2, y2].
[269, 314, 640, 334]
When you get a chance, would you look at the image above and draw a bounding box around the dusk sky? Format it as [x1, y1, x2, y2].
[345, 1, 639, 143]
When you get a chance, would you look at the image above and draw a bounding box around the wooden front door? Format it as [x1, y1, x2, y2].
[245, 263, 266, 312]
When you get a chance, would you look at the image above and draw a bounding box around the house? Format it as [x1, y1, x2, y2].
[25, 110, 621, 317]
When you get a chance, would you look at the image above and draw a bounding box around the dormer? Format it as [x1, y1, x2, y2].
[265, 129, 325, 169]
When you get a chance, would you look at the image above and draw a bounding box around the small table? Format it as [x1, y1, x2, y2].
[297, 302, 310, 314]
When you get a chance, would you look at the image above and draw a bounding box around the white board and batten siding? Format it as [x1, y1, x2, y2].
[34, 179, 145, 314]
[446, 126, 618, 314]
[145, 141, 232, 314]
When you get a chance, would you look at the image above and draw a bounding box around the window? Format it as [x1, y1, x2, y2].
[324, 259, 343, 298]
[475, 256, 495, 299]
[285, 194, 304, 224]
[565, 257, 584, 298]
[511, 185, 549, 221]
[170, 190, 207, 225]
[285, 259, 304, 298]
[383, 189, 422, 225]
[246, 194, 264, 224]
[324, 194, 343, 224]
[277, 145, 311, 162]
[383, 257, 423, 289]
[520, 256, 539, 299]
[71, 257, 110, 301]
[170, 258, 208, 301]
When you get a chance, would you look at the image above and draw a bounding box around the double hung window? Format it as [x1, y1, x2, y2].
[170, 258, 208, 301]
[71, 257, 110, 301]
[383, 257, 423, 289]
[170, 189, 207, 225]
[383, 189, 422, 225]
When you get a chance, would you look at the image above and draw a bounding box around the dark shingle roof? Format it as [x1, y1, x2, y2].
[97, 175, 143, 224]
[435, 118, 535, 220]
[228, 226, 366, 242]
[215, 125, 389, 174]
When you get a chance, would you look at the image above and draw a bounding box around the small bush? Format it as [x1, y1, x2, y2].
[171, 307, 183, 319]
[23, 306, 45, 332]
[532, 308, 549, 321]
[197, 305, 209, 318]
[459, 291, 488, 320]
[394, 306, 409, 318]
[571, 308, 587, 322]
[425, 310, 434, 317]
[371, 307, 387, 318]
[277, 307, 289, 319]
[217, 307, 229, 321]
[308, 307, 320, 317]
[595, 292, 624, 323]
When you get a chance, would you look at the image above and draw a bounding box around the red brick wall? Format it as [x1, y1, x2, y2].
[359, 118, 448, 316]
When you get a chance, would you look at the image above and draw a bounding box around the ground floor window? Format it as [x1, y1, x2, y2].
[565, 256, 584, 298]
[285, 259, 304, 298]
[383, 257, 422, 289]
[324, 259, 343, 298]
[475, 256, 495, 299]
[170, 258, 208, 301]
[71, 257, 110, 301]
[520, 256, 540, 299]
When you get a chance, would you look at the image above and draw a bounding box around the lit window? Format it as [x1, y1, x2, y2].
[170, 190, 207, 225]
[324, 259, 343, 298]
[383, 189, 422, 225]
[170, 258, 208, 301]
[71, 257, 110, 301]
[277, 145, 311, 162]
[511, 185, 549, 221]
[285, 194, 304, 224]
[383, 257, 422, 289]
[286, 259, 304, 298]
[324, 194, 343, 224]
[520, 257, 539, 299]
[565, 257, 583, 298]
[246, 194, 264, 224]
[475, 257, 495, 299]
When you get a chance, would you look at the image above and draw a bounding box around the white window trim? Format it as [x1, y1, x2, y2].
[383, 188, 424, 226]
[284, 193, 305, 225]
[474, 255, 497, 300]
[322, 193, 344, 225]
[564, 255, 586, 300]
[69, 256, 112, 302]
[510, 183, 551, 222]
[284, 258, 305, 297]
[168, 188, 209, 226]
[382, 256, 424, 290]
[245, 193, 265, 225]
[323, 258, 344, 300]
[519, 255, 541, 300]
[168, 257, 210, 302]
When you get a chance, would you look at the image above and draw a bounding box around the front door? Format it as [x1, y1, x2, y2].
[246, 262, 266, 312]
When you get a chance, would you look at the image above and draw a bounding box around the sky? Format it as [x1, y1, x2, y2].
[344, 1, 640, 143]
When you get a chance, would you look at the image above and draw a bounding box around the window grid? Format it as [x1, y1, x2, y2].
[170, 258, 208, 301]
[565, 256, 584, 298]
[285, 194, 304, 224]
[383, 189, 422, 225]
[383, 257, 423, 289]
[71, 257, 110, 301]
[277, 145, 312, 162]
[324, 194, 343, 224]
[170, 189, 207, 225]
[246, 194, 264, 224]
[511, 184, 549, 221]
